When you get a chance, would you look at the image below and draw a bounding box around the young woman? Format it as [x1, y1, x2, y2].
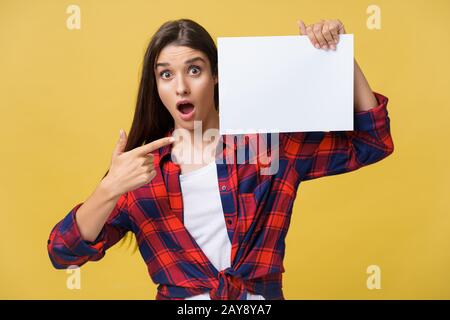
[47, 18, 394, 300]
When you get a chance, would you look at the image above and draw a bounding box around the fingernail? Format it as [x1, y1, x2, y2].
[169, 137, 175, 142]
[322, 45, 328, 50]
[331, 45, 336, 50]
[314, 43, 320, 49]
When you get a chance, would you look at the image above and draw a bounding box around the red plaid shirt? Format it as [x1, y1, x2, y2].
[48, 91, 394, 300]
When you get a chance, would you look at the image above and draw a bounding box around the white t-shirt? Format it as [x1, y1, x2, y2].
[179, 160, 265, 300]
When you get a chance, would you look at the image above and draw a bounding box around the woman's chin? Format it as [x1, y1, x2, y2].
[175, 120, 197, 132]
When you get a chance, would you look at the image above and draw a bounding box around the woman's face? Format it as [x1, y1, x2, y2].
[154, 44, 218, 132]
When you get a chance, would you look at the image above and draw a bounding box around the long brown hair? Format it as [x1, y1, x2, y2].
[105, 19, 219, 253]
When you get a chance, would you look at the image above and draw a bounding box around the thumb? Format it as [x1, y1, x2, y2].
[113, 129, 127, 157]
[297, 20, 307, 36]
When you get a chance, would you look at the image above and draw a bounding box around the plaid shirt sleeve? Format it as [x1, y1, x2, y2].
[282, 91, 394, 181]
[47, 192, 131, 269]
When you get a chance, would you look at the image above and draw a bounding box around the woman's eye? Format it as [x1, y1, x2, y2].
[189, 65, 201, 75]
[160, 71, 170, 79]
[159, 65, 201, 79]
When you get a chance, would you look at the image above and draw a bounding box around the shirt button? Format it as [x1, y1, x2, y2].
[227, 219, 233, 225]
[221, 185, 227, 191]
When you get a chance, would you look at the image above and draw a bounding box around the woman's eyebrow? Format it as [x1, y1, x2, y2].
[155, 57, 206, 69]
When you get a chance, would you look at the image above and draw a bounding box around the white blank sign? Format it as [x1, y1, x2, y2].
[217, 34, 354, 135]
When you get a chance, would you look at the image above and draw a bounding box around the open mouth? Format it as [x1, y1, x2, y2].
[177, 103, 195, 114]
[177, 103, 196, 120]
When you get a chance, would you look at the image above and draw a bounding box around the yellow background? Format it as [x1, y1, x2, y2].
[1, 0, 449, 299]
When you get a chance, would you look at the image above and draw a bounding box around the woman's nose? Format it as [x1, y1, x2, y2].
[176, 77, 190, 95]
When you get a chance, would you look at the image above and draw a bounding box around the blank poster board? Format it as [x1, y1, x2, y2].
[217, 34, 354, 135]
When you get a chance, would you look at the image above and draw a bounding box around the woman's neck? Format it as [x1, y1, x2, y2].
[173, 107, 220, 164]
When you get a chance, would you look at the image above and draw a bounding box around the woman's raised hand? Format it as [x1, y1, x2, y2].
[297, 19, 346, 51]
